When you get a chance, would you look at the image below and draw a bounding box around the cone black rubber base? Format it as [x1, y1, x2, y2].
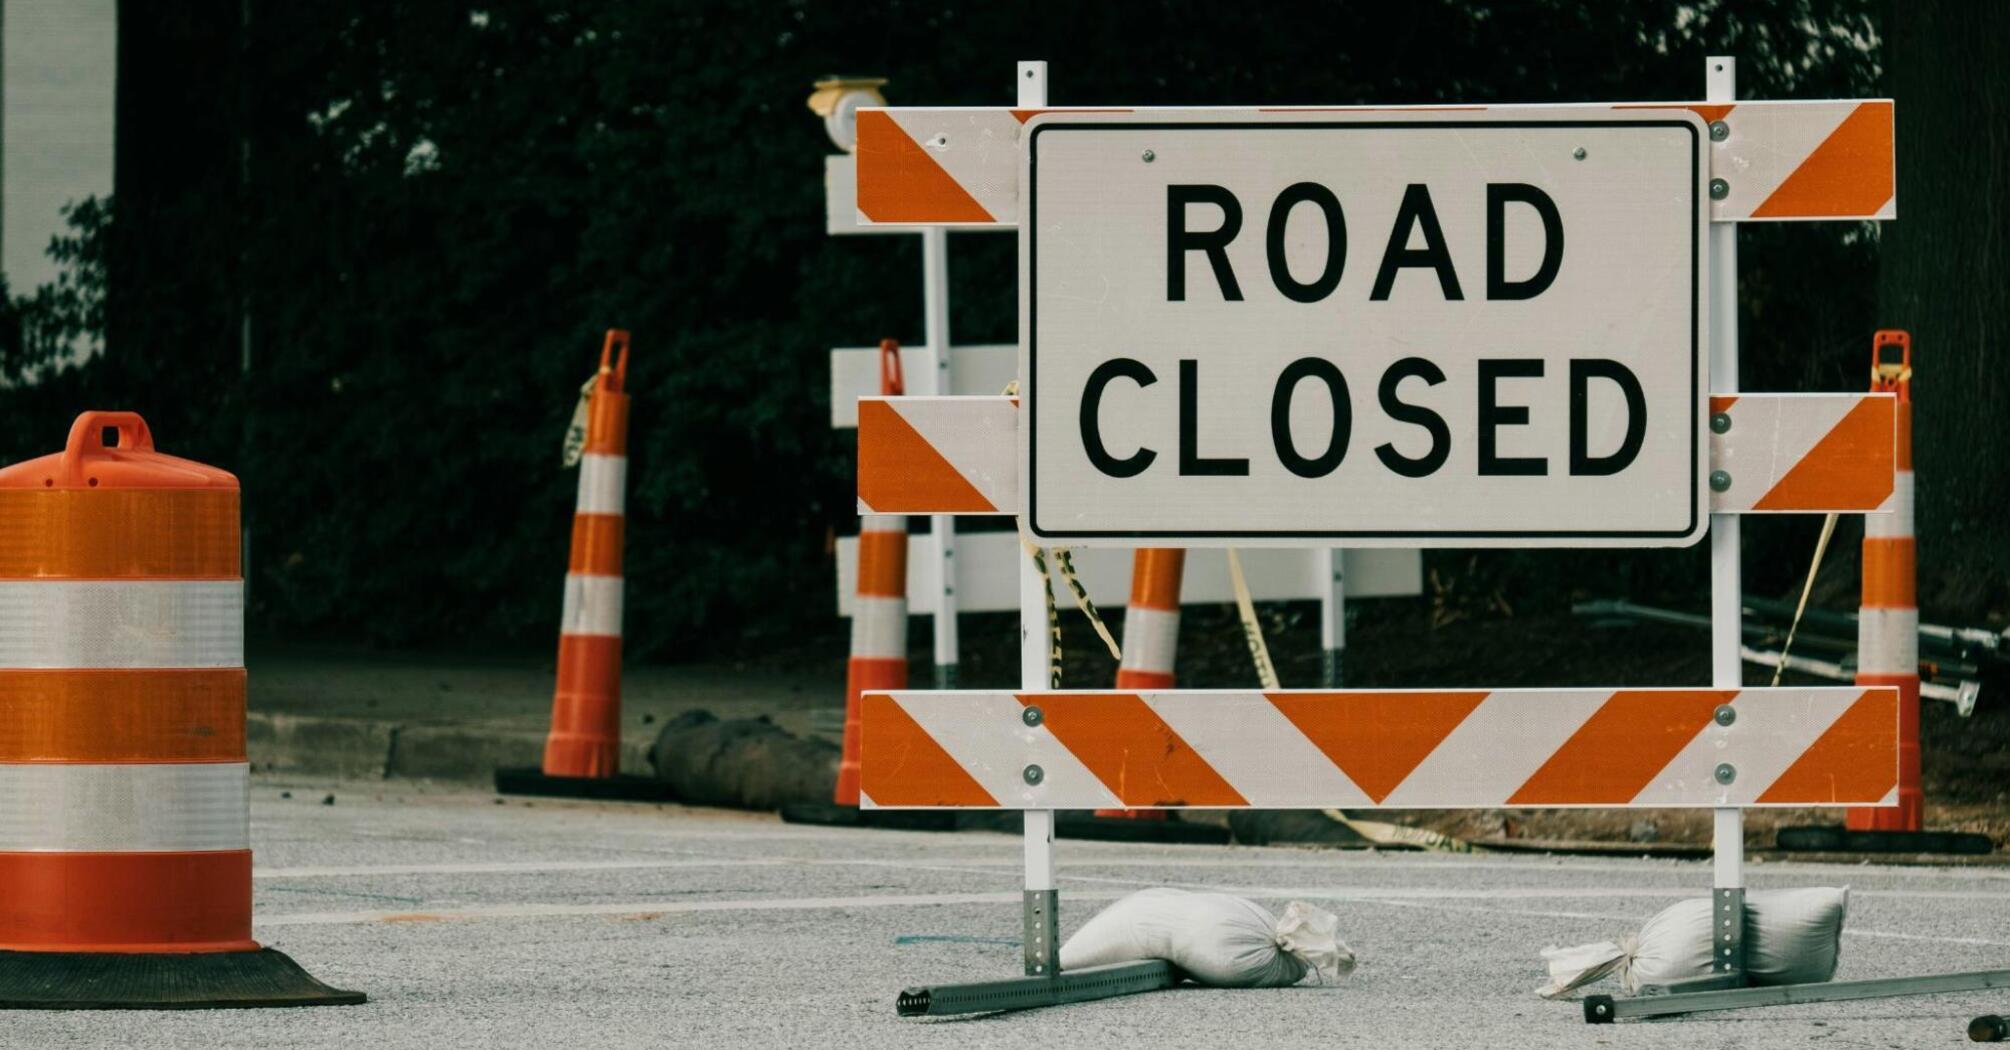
[1056, 814, 1232, 845]
[493, 767, 674, 802]
[0, 948, 365, 1010]
[778, 802, 959, 832]
[1775, 824, 1996, 856]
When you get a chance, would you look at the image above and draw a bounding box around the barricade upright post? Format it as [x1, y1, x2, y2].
[1705, 53, 1748, 985]
[1320, 548, 1346, 686]
[922, 227, 961, 690]
[1016, 57, 1061, 983]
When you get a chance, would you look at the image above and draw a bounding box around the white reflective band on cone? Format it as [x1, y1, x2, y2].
[1119, 606, 1180, 674]
[560, 574, 624, 637]
[849, 595, 907, 659]
[1867, 472, 1914, 538]
[1858, 606, 1920, 675]
[0, 762, 250, 851]
[0, 580, 243, 669]
[859, 514, 905, 536]
[576, 453, 628, 516]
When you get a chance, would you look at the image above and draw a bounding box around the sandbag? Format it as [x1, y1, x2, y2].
[1059, 888, 1355, 988]
[1537, 886, 1849, 998]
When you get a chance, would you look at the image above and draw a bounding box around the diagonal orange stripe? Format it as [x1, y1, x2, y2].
[1267, 691, 1487, 803]
[1753, 397, 1894, 511]
[1029, 694, 1245, 807]
[1752, 102, 1894, 218]
[858, 694, 997, 807]
[1709, 395, 1738, 415]
[857, 400, 995, 513]
[1507, 690, 1726, 806]
[1757, 688, 1899, 804]
[854, 111, 995, 224]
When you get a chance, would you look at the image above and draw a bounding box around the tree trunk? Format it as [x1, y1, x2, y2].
[1876, 0, 2010, 618]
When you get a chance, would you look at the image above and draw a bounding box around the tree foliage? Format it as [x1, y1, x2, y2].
[5, 0, 1958, 659]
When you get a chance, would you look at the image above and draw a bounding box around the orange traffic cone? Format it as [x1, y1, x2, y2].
[497, 331, 668, 801]
[836, 340, 911, 806]
[1095, 549, 1186, 823]
[0, 412, 362, 1008]
[1849, 330, 1922, 833]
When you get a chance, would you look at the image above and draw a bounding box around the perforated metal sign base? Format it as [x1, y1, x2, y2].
[0, 948, 366, 1010]
[492, 767, 674, 802]
[896, 960, 1178, 1017]
[1584, 968, 2010, 1023]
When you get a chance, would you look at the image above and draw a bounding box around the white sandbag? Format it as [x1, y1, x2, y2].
[1059, 889, 1355, 988]
[1537, 886, 1849, 998]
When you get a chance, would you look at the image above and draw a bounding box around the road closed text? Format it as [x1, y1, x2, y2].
[1025, 116, 1705, 544]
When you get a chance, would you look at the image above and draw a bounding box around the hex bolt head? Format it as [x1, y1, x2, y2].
[1714, 762, 1737, 785]
[1142, 149, 1156, 163]
[1710, 412, 1732, 434]
[1709, 120, 1730, 142]
[1021, 706, 1044, 727]
[1709, 469, 1732, 492]
[1023, 764, 1045, 786]
[1710, 178, 1730, 201]
[1714, 704, 1737, 727]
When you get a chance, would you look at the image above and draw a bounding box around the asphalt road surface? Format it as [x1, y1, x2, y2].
[10, 780, 2008, 1049]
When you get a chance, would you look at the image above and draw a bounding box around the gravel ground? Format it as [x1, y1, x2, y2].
[9, 779, 2008, 1049]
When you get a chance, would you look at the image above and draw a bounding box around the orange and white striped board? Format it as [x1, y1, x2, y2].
[1708, 393, 1896, 513]
[857, 393, 1897, 520]
[858, 686, 1899, 810]
[855, 100, 1894, 226]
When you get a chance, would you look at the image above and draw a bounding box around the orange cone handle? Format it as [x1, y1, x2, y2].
[1849, 330, 1920, 832]
[1097, 548, 1187, 820]
[836, 340, 910, 806]
[544, 331, 631, 778]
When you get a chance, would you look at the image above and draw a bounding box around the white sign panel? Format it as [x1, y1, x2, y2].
[1021, 111, 1708, 547]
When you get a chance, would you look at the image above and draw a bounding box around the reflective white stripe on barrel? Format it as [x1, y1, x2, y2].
[850, 596, 908, 659]
[560, 574, 624, 637]
[0, 580, 243, 668]
[576, 453, 627, 516]
[1118, 606, 1180, 675]
[0, 762, 249, 851]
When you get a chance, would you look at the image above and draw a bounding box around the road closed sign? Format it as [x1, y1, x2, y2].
[1020, 110, 1708, 547]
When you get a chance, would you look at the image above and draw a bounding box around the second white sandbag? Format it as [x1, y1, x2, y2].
[1059, 888, 1355, 988]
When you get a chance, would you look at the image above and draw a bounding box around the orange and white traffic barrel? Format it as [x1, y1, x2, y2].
[0, 411, 359, 1008]
[544, 331, 632, 779]
[836, 339, 910, 807]
[1849, 329, 1921, 832]
[1095, 548, 1187, 821]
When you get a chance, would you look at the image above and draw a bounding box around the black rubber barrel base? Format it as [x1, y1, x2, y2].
[0, 948, 366, 1010]
[1775, 824, 1996, 855]
[494, 767, 674, 802]
[1971, 1014, 2008, 1042]
[778, 802, 959, 832]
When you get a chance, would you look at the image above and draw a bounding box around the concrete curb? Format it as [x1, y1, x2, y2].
[246, 713, 655, 784]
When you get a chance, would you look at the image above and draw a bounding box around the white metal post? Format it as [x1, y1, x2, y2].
[922, 227, 960, 688]
[1320, 548, 1346, 686]
[1015, 58, 1059, 980]
[1706, 54, 1746, 979]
